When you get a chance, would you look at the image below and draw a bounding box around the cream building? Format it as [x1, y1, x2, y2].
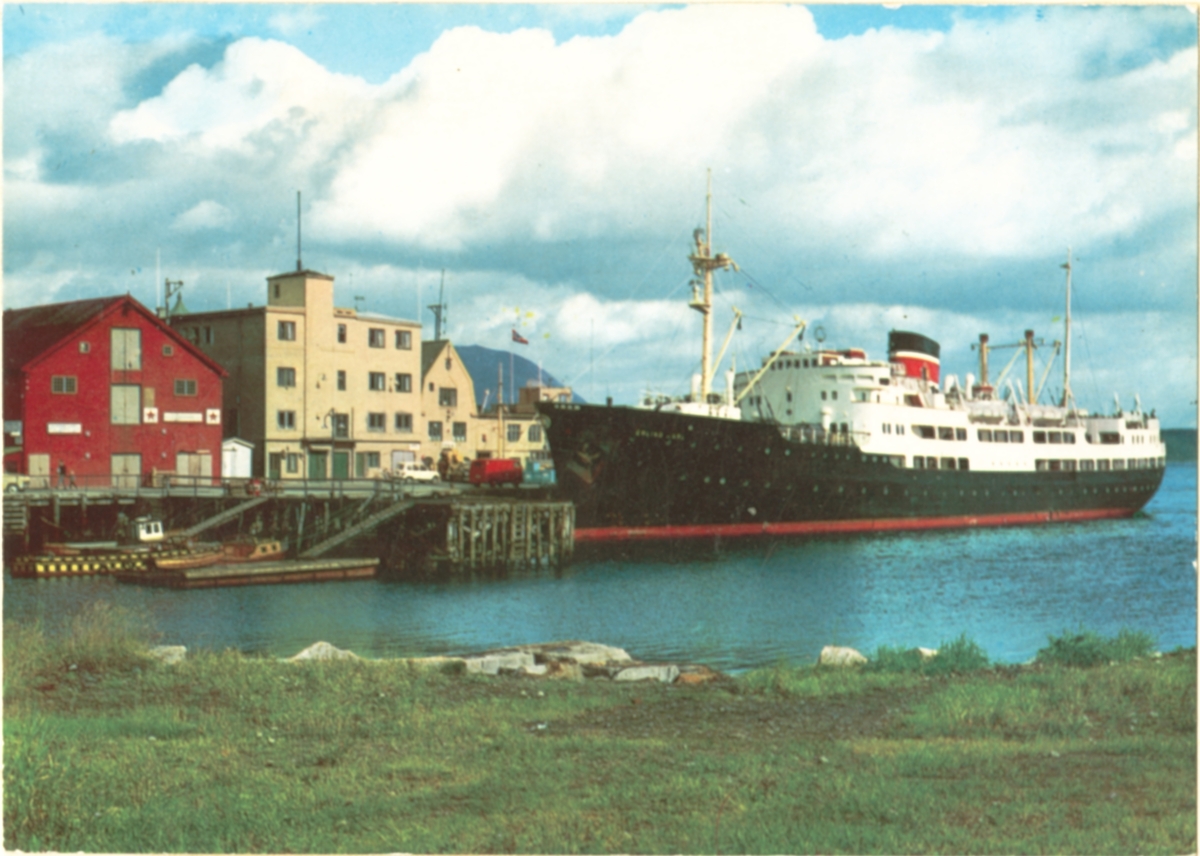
[171, 269, 423, 479]
[419, 340, 480, 472]
[473, 385, 572, 471]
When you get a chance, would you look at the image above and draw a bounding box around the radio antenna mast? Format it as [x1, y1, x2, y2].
[427, 269, 448, 340]
[296, 191, 303, 271]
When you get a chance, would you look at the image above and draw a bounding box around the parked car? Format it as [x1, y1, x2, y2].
[469, 458, 523, 487]
[4, 472, 31, 492]
[395, 461, 440, 483]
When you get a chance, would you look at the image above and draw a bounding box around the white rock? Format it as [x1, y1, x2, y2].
[464, 651, 535, 675]
[510, 641, 634, 665]
[147, 645, 187, 665]
[818, 646, 867, 667]
[917, 647, 938, 661]
[614, 664, 680, 683]
[288, 641, 361, 662]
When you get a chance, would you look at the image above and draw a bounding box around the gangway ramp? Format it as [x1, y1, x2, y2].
[299, 499, 416, 558]
[181, 496, 270, 538]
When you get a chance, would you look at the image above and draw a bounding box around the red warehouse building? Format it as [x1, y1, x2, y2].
[4, 295, 227, 487]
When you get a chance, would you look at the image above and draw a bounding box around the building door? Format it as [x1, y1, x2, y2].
[332, 450, 350, 480]
[111, 454, 141, 489]
[268, 454, 282, 480]
[27, 454, 50, 489]
[176, 452, 213, 486]
[308, 451, 327, 480]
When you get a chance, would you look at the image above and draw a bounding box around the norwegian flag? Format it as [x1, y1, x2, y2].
[511, 329, 529, 345]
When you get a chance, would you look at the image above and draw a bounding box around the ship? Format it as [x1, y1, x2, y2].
[536, 176, 1167, 542]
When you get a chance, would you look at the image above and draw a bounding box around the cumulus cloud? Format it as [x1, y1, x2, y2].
[172, 200, 235, 231]
[4, 5, 1195, 422]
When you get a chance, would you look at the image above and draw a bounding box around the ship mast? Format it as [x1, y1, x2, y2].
[688, 170, 736, 400]
[1061, 249, 1073, 410]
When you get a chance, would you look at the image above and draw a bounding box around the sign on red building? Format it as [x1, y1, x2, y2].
[3, 295, 227, 488]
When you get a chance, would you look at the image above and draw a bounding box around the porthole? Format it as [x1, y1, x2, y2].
[704, 477, 711, 484]
[883, 486, 889, 495]
[719, 477, 726, 485]
[764, 448, 771, 455]
[813, 485, 820, 492]
[785, 449, 791, 456]
[838, 485, 844, 493]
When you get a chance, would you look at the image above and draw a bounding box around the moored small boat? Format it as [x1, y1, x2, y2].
[117, 557, 380, 589]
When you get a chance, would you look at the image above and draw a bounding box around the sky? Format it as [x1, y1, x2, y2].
[4, 4, 1197, 426]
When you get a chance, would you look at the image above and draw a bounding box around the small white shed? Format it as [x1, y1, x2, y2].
[221, 438, 254, 479]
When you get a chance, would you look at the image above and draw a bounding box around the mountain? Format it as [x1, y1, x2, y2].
[454, 344, 585, 409]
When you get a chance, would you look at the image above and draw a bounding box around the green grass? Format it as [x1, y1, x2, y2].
[1035, 628, 1157, 668]
[4, 612, 1195, 854]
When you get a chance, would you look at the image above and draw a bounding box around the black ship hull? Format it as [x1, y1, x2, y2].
[536, 402, 1165, 542]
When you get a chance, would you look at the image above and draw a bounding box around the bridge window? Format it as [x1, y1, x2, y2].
[958, 458, 969, 471]
[979, 429, 993, 442]
[938, 427, 954, 441]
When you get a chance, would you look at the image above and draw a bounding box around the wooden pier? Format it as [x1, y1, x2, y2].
[3, 484, 575, 577]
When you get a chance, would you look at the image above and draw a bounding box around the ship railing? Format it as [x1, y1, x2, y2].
[775, 425, 868, 447]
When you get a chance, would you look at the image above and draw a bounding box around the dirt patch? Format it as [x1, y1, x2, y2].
[549, 683, 936, 744]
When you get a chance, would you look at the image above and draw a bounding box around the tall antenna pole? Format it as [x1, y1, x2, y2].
[1061, 249, 1073, 409]
[427, 269, 447, 340]
[688, 169, 736, 399]
[296, 190, 302, 272]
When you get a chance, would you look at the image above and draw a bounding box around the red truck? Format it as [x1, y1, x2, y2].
[469, 458, 523, 487]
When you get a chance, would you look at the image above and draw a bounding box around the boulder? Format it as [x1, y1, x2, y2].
[147, 645, 186, 665]
[614, 664, 680, 683]
[464, 650, 535, 675]
[675, 665, 721, 685]
[917, 647, 938, 661]
[511, 641, 634, 665]
[288, 641, 361, 662]
[818, 645, 867, 667]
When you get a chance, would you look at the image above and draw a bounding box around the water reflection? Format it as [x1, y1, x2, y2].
[5, 464, 1195, 671]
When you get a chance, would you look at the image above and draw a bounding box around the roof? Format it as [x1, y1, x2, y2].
[4, 297, 124, 377]
[266, 268, 333, 281]
[421, 339, 450, 378]
[3, 294, 227, 378]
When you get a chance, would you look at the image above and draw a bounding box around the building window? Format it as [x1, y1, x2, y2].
[395, 373, 412, 392]
[174, 379, 197, 396]
[333, 413, 349, 438]
[111, 384, 141, 424]
[277, 410, 296, 430]
[277, 320, 296, 341]
[337, 370, 346, 391]
[528, 425, 543, 443]
[51, 376, 77, 395]
[444, 357, 452, 371]
[439, 387, 458, 407]
[276, 367, 296, 388]
[367, 412, 386, 432]
[274, 283, 281, 299]
[204, 327, 213, 345]
[286, 453, 300, 474]
[79, 341, 91, 354]
[366, 451, 381, 468]
[368, 328, 385, 348]
[111, 328, 142, 371]
[395, 412, 413, 432]
[162, 344, 173, 357]
[429, 421, 443, 441]
[507, 424, 521, 442]
[369, 372, 387, 391]
[453, 421, 467, 442]
[396, 330, 411, 349]
[337, 324, 347, 344]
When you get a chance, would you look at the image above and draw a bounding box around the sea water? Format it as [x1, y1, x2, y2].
[5, 462, 1195, 671]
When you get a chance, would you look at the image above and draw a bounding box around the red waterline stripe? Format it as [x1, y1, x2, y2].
[574, 507, 1133, 543]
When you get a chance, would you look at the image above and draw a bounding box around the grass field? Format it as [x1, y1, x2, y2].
[4, 604, 1195, 854]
